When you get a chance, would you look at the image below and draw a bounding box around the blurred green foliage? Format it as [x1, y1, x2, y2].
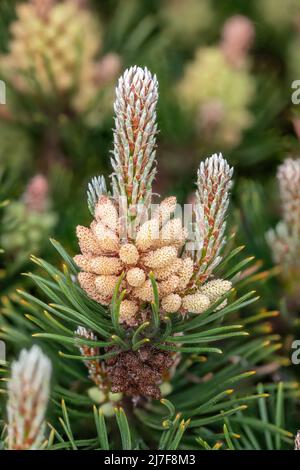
[0, 0, 300, 450]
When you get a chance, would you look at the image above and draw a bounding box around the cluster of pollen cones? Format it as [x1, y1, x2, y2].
[74, 194, 232, 327]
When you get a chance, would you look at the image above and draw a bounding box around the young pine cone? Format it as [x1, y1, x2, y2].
[105, 345, 174, 400]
